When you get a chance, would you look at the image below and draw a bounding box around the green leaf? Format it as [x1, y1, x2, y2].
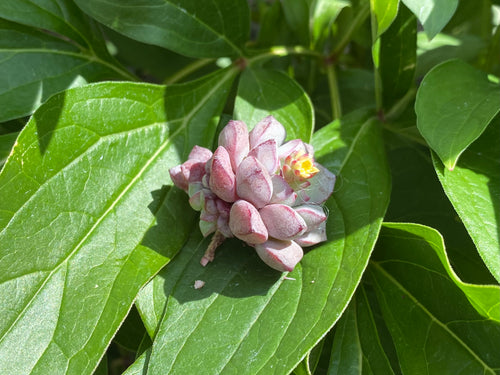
[74, 0, 250, 58]
[113, 306, 148, 352]
[134, 109, 390, 374]
[0, 0, 96, 48]
[369, 223, 500, 374]
[310, 0, 351, 49]
[0, 19, 129, 122]
[385, 137, 496, 284]
[0, 69, 236, 375]
[402, 0, 458, 40]
[281, 0, 310, 46]
[234, 68, 314, 142]
[416, 59, 500, 170]
[416, 33, 485, 78]
[0, 132, 17, 167]
[371, 0, 399, 37]
[328, 287, 396, 375]
[378, 3, 417, 110]
[434, 116, 500, 284]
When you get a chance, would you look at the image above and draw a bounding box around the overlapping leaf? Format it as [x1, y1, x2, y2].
[132, 108, 390, 374]
[310, 0, 351, 50]
[74, 0, 250, 58]
[402, 0, 458, 40]
[434, 116, 500, 283]
[416, 59, 500, 170]
[234, 68, 314, 142]
[0, 0, 96, 48]
[368, 223, 500, 374]
[0, 68, 235, 375]
[0, 132, 17, 167]
[377, 3, 416, 110]
[0, 19, 129, 122]
[371, 0, 399, 37]
[328, 286, 396, 375]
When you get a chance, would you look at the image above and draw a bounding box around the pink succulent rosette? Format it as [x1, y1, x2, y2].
[169, 116, 336, 272]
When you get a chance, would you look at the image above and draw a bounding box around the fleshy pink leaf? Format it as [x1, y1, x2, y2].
[236, 156, 273, 208]
[209, 146, 237, 202]
[229, 199, 268, 244]
[259, 204, 307, 240]
[255, 239, 304, 272]
[218, 120, 250, 171]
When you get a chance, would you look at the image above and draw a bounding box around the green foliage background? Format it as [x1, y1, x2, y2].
[0, 0, 499, 374]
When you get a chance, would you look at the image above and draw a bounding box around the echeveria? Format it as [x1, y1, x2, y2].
[169, 116, 335, 272]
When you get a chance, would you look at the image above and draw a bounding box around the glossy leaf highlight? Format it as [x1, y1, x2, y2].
[434, 117, 500, 283]
[416, 59, 500, 170]
[234, 68, 314, 142]
[74, 0, 250, 58]
[0, 69, 235, 375]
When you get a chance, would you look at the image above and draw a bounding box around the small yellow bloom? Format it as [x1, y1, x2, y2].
[285, 150, 320, 180]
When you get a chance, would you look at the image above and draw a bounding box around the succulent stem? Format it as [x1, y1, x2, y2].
[200, 230, 226, 266]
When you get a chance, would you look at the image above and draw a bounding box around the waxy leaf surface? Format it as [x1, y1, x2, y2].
[74, 0, 250, 58]
[134, 109, 391, 374]
[0, 19, 126, 122]
[434, 117, 500, 283]
[234, 68, 314, 142]
[416, 59, 500, 170]
[328, 286, 396, 375]
[378, 4, 416, 110]
[0, 0, 97, 48]
[0, 69, 235, 375]
[402, 0, 458, 40]
[0, 132, 17, 167]
[369, 223, 500, 374]
[371, 0, 399, 37]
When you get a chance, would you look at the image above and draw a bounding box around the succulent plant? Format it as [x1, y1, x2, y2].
[169, 116, 335, 272]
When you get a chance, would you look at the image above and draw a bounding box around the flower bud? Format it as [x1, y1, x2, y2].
[294, 205, 327, 227]
[229, 200, 268, 244]
[295, 221, 327, 247]
[259, 204, 307, 240]
[269, 175, 297, 205]
[236, 156, 273, 208]
[248, 139, 279, 174]
[249, 115, 286, 149]
[188, 145, 213, 162]
[218, 120, 249, 171]
[255, 239, 303, 272]
[209, 146, 237, 202]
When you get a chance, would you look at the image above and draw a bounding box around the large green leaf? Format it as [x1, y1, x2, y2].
[310, 0, 351, 50]
[416, 59, 500, 170]
[378, 3, 416, 110]
[328, 286, 396, 375]
[0, 19, 130, 122]
[385, 135, 495, 284]
[371, 0, 399, 37]
[234, 68, 314, 143]
[281, 0, 310, 46]
[132, 108, 390, 374]
[369, 223, 500, 374]
[434, 116, 500, 283]
[416, 33, 485, 78]
[0, 68, 235, 374]
[0, 0, 96, 48]
[402, 0, 458, 40]
[74, 0, 249, 58]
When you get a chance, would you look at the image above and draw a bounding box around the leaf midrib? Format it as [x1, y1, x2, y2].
[0, 48, 133, 80]
[0, 71, 234, 345]
[372, 262, 495, 373]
